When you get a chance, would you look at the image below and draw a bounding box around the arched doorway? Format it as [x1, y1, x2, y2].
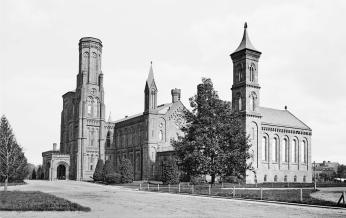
[57, 164, 66, 180]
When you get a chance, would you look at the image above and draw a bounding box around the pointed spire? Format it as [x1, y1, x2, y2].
[146, 61, 155, 87]
[108, 112, 112, 122]
[233, 22, 259, 53]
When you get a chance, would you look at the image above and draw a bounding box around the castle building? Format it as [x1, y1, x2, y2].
[42, 37, 184, 181]
[43, 23, 312, 183]
[231, 23, 312, 183]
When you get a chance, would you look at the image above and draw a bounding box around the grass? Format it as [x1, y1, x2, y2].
[0, 182, 26, 187]
[0, 191, 91, 211]
[140, 184, 346, 208]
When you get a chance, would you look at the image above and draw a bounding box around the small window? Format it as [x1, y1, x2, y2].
[284, 175, 287, 182]
[159, 130, 163, 141]
[274, 175, 278, 182]
[90, 165, 93, 170]
[303, 176, 306, 183]
[264, 175, 267, 182]
[294, 175, 297, 182]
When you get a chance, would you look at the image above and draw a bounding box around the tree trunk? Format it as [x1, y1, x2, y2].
[4, 177, 8, 192]
[211, 174, 215, 185]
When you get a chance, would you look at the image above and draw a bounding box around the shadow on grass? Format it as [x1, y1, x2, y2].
[0, 191, 91, 211]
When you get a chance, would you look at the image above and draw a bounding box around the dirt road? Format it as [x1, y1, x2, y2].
[1, 180, 345, 218]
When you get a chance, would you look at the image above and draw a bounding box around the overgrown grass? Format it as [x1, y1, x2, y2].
[0, 182, 26, 187]
[0, 191, 91, 211]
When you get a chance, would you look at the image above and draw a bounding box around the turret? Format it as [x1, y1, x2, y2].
[171, 88, 181, 103]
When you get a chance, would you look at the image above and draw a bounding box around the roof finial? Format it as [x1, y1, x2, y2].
[244, 22, 247, 29]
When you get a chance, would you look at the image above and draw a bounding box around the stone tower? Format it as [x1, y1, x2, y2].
[144, 63, 158, 113]
[60, 37, 106, 180]
[230, 23, 262, 183]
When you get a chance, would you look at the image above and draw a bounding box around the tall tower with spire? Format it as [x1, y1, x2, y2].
[144, 62, 158, 113]
[230, 23, 262, 183]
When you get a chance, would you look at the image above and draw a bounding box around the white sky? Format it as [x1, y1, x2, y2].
[1, 0, 345, 165]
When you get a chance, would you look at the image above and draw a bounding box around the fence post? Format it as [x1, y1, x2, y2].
[260, 187, 263, 200]
[168, 184, 170, 193]
[148, 183, 150, 191]
[300, 188, 303, 202]
[139, 183, 141, 191]
[158, 184, 160, 192]
[209, 184, 211, 195]
[221, 182, 224, 188]
[233, 186, 235, 198]
[179, 183, 181, 193]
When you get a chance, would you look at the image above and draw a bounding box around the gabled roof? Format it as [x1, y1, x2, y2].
[233, 22, 260, 54]
[259, 107, 311, 130]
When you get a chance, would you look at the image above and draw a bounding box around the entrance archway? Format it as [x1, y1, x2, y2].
[57, 164, 66, 180]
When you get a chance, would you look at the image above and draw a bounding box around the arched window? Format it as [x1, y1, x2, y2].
[264, 175, 267, 182]
[282, 138, 288, 162]
[87, 97, 93, 116]
[294, 175, 297, 182]
[274, 175, 278, 182]
[272, 138, 278, 162]
[303, 176, 306, 183]
[292, 139, 297, 163]
[262, 136, 268, 161]
[249, 63, 255, 82]
[83, 52, 89, 71]
[284, 175, 287, 182]
[301, 140, 307, 163]
[238, 96, 242, 111]
[159, 130, 163, 141]
[93, 98, 99, 117]
[106, 131, 111, 148]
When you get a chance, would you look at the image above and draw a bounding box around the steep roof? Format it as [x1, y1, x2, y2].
[259, 107, 311, 130]
[233, 22, 260, 54]
[146, 62, 156, 88]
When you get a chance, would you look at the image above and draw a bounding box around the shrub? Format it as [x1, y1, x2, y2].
[93, 159, 104, 182]
[162, 159, 180, 184]
[102, 160, 115, 180]
[190, 175, 207, 185]
[119, 158, 134, 183]
[105, 173, 122, 184]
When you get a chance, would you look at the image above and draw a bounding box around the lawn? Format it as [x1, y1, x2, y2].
[0, 191, 91, 211]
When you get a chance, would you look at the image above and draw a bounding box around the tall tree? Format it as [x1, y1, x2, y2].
[173, 78, 253, 184]
[0, 115, 29, 191]
[31, 168, 37, 180]
[93, 159, 104, 182]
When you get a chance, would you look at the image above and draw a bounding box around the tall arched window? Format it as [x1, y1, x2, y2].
[82, 52, 89, 71]
[159, 130, 163, 141]
[262, 136, 267, 161]
[274, 175, 278, 182]
[284, 175, 287, 182]
[87, 97, 93, 116]
[249, 63, 255, 82]
[238, 96, 242, 111]
[93, 98, 99, 117]
[272, 138, 278, 162]
[301, 140, 307, 163]
[264, 175, 267, 182]
[106, 131, 111, 148]
[292, 139, 297, 163]
[282, 138, 288, 162]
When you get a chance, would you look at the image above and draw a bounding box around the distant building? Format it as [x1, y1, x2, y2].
[314, 161, 339, 181]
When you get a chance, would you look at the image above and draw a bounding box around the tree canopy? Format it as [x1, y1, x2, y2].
[0, 115, 29, 191]
[173, 78, 253, 183]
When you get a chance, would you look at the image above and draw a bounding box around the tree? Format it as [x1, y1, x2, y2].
[337, 164, 346, 178]
[36, 165, 44, 180]
[161, 158, 180, 184]
[0, 115, 29, 191]
[119, 158, 134, 183]
[31, 168, 37, 180]
[93, 159, 104, 182]
[103, 160, 115, 178]
[173, 78, 253, 184]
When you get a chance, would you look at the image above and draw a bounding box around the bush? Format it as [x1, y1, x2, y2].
[222, 175, 242, 183]
[105, 173, 122, 184]
[93, 159, 104, 182]
[190, 175, 207, 185]
[102, 160, 115, 179]
[119, 158, 134, 183]
[162, 160, 180, 184]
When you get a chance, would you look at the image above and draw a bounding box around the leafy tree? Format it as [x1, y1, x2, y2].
[161, 158, 180, 184]
[173, 78, 253, 184]
[337, 164, 346, 178]
[36, 165, 44, 180]
[93, 159, 104, 182]
[31, 168, 37, 180]
[103, 160, 115, 180]
[0, 115, 29, 191]
[119, 158, 134, 183]
[105, 173, 122, 184]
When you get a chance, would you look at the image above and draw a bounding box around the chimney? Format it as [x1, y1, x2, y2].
[171, 88, 181, 103]
[53, 143, 57, 151]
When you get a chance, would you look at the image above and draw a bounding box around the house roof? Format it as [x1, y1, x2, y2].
[259, 107, 311, 130]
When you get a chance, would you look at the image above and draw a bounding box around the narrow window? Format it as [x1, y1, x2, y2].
[292, 139, 297, 163]
[262, 137, 267, 161]
[284, 175, 287, 182]
[301, 141, 306, 163]
[159, 130, 163, 141]
[238, 96, 242, 111]
[272, 138, 278, 162]
[106, 132, 111, 148]
[264, 175, 267, 182]
[282, 138, 288, 162]
[294, 175, 297, 182]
